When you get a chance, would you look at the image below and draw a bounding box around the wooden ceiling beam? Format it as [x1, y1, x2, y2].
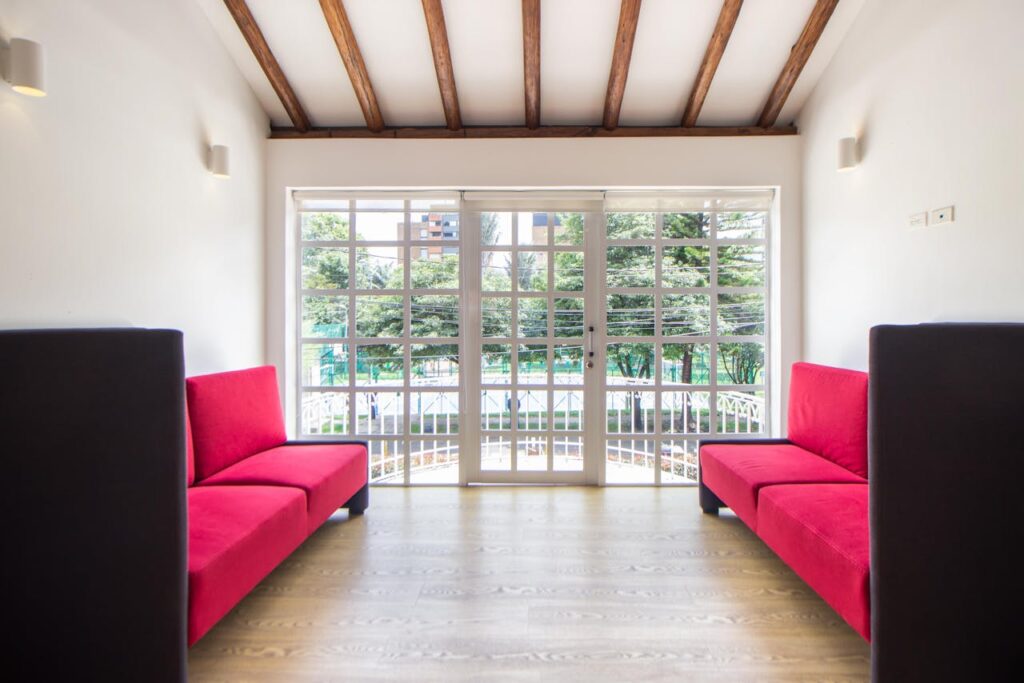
[319, 0, 385, 132]
[602, 0, 643, 130]
[222, 0, 310, 132]
[522, 0, 541, 129]
[421, 0, 462, 130]
[757, 0, 839, 128]
[270, 124, 796, 139]
[681, 0, 743, 128]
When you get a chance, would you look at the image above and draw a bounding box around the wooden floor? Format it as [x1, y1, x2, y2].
[188, 487, 869, 682]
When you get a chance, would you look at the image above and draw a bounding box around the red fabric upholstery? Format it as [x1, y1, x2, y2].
[757, 484, 871, 640]
[700, 443, 865, 529]
[186, 366, 287, 481]
[187, 486, 307, 645]
[198, 444, 368, 533]
[787, 362, 869, 478]
[185, 408, 195, 487]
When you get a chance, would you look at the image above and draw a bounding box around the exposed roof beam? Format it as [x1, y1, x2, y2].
[222, 0, 310, 132]
[421, 0, 462, 130]
[319, 0, 385, 132]
[522, 0, 541, 129]
[681, 0, 743, 128]
[270, 125, 796, 139]
[757, 0, 839, 128]
[602, 0, 643, 130]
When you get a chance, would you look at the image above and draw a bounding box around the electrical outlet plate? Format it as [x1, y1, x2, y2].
[930, 206, 955, 225]
[909, 212, 928, 228]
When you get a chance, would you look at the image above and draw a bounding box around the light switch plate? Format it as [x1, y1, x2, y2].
[909, 212, 928, 228]
[930, 206, 955, 225]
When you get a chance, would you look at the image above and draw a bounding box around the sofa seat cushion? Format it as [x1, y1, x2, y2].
[186, 366, 287, 481]
[197, 444, 368, 532]
[788, 362, 869, 478]
[700, 443, 865, 529]
[756, 484, 871, 640]
[187, 486, 307, 645]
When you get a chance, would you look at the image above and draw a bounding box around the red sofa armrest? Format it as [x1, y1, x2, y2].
[284, 439, 369, 449]
[698, 438, 792, 449]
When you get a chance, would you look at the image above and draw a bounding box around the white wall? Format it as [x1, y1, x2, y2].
[799, 0, 1024, 370]
[266, 136, 803, 435]
[0, 0, 268, 374]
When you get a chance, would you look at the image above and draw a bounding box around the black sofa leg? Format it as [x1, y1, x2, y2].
[699, 476, 723, 515]
[343, 483, 369, 515]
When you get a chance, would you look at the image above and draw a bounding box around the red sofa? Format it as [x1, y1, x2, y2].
[184, 366, 368, 645]
[699, 362, 870, 639]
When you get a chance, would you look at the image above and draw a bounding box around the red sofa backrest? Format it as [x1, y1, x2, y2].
[788, 362, 869, 478]
[185, 407, 195, 486]
[186, 366, 287, 481]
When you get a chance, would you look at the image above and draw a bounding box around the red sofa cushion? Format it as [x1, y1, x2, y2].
[185, 408, 195, 487]
[198, 444, 368, 533]
[787, 362, 869, 478]
[186, 366, 287, 481]
[700, 443, 865, 529]
[756, 484, 871, 640]
[187, 485, 307, 645]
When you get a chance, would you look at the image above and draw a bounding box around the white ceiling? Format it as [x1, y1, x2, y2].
[195, 0, 866, 129]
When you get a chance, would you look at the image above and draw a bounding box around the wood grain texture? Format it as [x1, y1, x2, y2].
[222, 0, 310, 132]
[269, 124, 796, 139]
[681, 0, 743, 128]
[319, 0, 385, 132]
[421, 0, 462, 130]
[757, 0, 839, 128]
[522, 0, 542, 129]
[189, 487, 869, 682]
[602, 0, 644, 130]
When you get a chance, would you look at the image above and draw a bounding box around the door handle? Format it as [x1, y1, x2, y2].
[586, 326, 595, 369]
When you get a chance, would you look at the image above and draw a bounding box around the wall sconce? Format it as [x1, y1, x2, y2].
[207, 145, 230, 179]
[1, 38, 46, 97]
[838, 137, 859, 172]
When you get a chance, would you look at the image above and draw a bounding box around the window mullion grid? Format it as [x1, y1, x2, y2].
[510, 212, 519, 472]
[547, 212, 555, 472]
[402, 202, 412, 484]
[709, 212, 719, 439]
[347, 209, 357, 441]
[653, 212, 663, 484]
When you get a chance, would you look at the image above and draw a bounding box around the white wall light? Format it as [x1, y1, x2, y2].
[208, 145, 230, 179]
[1, 38, 46, 97]
[838, 137, 859, 172]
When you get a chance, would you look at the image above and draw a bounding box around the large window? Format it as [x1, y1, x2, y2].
[297, 194, 462, 484]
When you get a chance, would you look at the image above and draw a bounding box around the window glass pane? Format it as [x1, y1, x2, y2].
[481, 390, 512, 429]
[411, 295, 459, 337]
[662, 246, 710, 288]
[411, 344, 459, 386]
[517, 436, 547, 471]
[355, 391, 404, 435]
[661, 440, 699, 483]
[607, 212, 655, 239]
[356, 246, 403, 289]
[716, 342, 766, 384]
[662, 295, 711, 337]
[301, 344, 349, 387]
[481, 251, 512, 291]
[518, 212, 548, 245]
[302, 247, 349, 289]
[518, 344, 548, 384]
[301, 212, 349, 241]
[300, 392, 348, 435]
[411, 248, 459, 289]
[481, 344, 512, 384]
[411, 211, 459, 240]
[553, 343, 584, 384]
[410, 439, 459, 483]
[517, 252, 548, 291]
[717, 212, 766, 239]
[553, 298, 584, 338]
[607, 295, 655, 337]
[606, 391, 655, 434]
[554, 213, 584, 246]
[661, 343, 710, 385]
[553, 390, 583, 430]
[302, 295, 348, 338]
[553, 251, 584, 291]
[481, 435, 512, 471]
[553, 436, 584, 471]
[605, 439, 656, 483]
[482, 297, 512, 337]
[661, 391, 711, 434]
[717, 390, 766, 434]
[517, 390, 548, 430]
[355, 212, 405, 241]
[518, 298, 548, 338]
[355, 344, 403, 386]
[717, 244, 765, 287]
[606, 246, 654, 288]
[663, 212, 710, 239]
[606, 343, 655, 387]
[717, 293, 765, 336]
[481, 212, 512, 246]
[369, 439, 404, 483]
[410, 392, 458, 435]
[355, 295, 403, 337]
[410, 198, 457, 211]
